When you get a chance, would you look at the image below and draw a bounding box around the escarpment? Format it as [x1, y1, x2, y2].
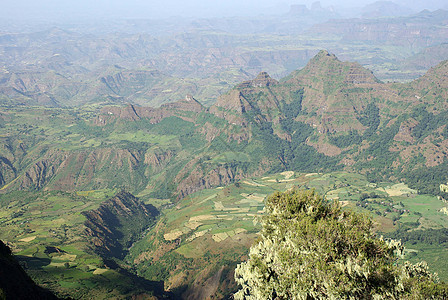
[82, 191, 158, 259]
[95, 95, 205, 126]
[2, 51, 448, 202]
[0, 157, 16, 187]
[6, 148, 148, 192]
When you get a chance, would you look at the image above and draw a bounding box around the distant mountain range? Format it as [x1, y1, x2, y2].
[2, 51, 448, 200]
[1, 9, 448, 107]
[2, 8, 448, 298]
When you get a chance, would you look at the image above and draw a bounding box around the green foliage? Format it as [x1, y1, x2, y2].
[329, 130, 363, 148]
[359, 121, 401, 181]
[282, 89, 304, 120]
[411, 106, 448, 141]
[234, 190, 446, 300]
[357, 102, 380, 137]
[387, 227, 448, 245]
[404, 162, 448, 197]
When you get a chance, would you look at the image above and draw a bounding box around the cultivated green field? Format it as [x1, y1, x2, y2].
[1, 171, 447, 298]
[0, 189, 161, 299]
[127, 171, 448, 297]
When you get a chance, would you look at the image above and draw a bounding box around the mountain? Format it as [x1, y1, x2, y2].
[0, 190, 166, 299]
[2, 51, 448, 298]
[2, 51, 448, 199]
[2, 9, 448, 108]
[83, 191, 159, 259]
[402, 43, 448, 70]
[361, 1, 414, 18]
[308, 9, 448, 48]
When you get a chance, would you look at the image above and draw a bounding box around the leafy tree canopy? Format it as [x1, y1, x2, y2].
[234, 190, 448, 299]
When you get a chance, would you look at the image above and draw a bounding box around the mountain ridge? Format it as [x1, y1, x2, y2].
[2, 51, 448, 199]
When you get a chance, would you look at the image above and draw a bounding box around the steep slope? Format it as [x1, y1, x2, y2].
[402, 43, 448, 70]
[2, 51, 448, 298]
[82, 191, 158, 259]
[308, 9, 448, 48]
[409, 59, 448, 109]
[0, 190, 166, 299]
[285, 50, 386, 134]
[0, 240, 58, 299]
[2, 51, 448, 199]
[128, 171, 448, 298]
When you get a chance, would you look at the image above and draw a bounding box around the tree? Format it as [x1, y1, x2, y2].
[234, 189, 447, 299]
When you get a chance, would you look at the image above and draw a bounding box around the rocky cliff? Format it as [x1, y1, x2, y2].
[82, 191, 158, 258]
[3, 51, 448, 201]
[308, 10, 448, 48]
[95, 96, 205, 126]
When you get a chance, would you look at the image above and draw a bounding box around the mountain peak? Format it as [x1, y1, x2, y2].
[289, 50, 380, 85]
[237, 71, 278, 89]
[312, 50, 339, 62]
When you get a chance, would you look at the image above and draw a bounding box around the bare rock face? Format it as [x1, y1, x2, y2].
[237, 71, 279, 89]
[145, 149, 175, 172]
[175, 164, 241, 199]
[210, 71, 281, 128]
[210, 90, 253, 126]
[8, 148, 148, 192]
[21, 160, 57, 190]
[174, 157, 272, 199]
[95, 96, 205, 126]
[0, 157, 16, 187]
[82, 191, 158, 258]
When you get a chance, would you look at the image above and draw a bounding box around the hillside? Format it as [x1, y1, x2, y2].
[0, 240, 58, 299]
[308, 9, 448, 48]
[0, 190, 165, 298]
[2, 51, 448, 199]
[1, 9, 448, 108]
[2, 51, 448, 298]
[127, 171, 448, 298]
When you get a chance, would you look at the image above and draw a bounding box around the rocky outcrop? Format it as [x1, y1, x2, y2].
[20, 159, 58, 190]
[95, 96, 205, 126]
[82, 191, 158, 258]
[99, 69, 163, 97]
[0, 157, 15, 187]
[8, 148, 148, 192]
[144, 149, 175, 172]
[176, 165, 242, 199]
[210, 71, 283, 129]
[237, 71, 278, 89]
[210, 90, 253, 126]
[95, 104, 153, 125]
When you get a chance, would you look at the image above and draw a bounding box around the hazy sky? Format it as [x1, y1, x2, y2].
[1, 0, 447, 21]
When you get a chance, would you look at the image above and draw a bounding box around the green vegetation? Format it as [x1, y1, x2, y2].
[0, 190, 163, 298]
[357, 102, 380, 137]
[329, 130, 363, 148]
[125, 171, 448, 298]
[234, 189, 448, 299]
[1, 47, 448, 298]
